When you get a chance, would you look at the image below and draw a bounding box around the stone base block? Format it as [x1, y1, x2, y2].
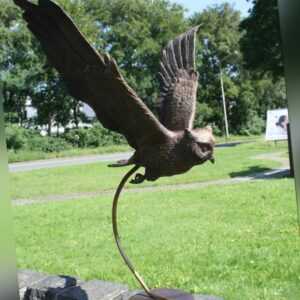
[18, 270, 223, 300]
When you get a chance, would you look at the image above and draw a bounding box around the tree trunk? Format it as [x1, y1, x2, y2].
[47, 117, 52, 136]
[73, 103, 79, 129]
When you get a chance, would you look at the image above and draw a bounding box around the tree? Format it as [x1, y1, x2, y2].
[3, 0, 187, 130]
[240, 0, 283, 78]
[2, 0, 286, 137]
[84, 0, 188, 109]
[190, 3, 287, 135]
[0, 0, 40, 124]
[2, 0, 104, 132]
[229, 72, 286, 134]
[29, 0, 104, 134]
[191, 3, 243, 134]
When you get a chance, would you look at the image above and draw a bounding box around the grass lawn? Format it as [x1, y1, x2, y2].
[13, 178, 299, 300]
[8, 144, 132, 163]
[10, 140, 287, 200]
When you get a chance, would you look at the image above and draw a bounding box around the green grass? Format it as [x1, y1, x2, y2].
[13, 179, 300, 300]
[8, 144, 131, 163]
[10, 140, 287, 200]
[7, 135, 261, 164]
[215, 134, 262, 144]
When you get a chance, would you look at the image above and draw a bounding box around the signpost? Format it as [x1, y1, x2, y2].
[265, 108, 294, 175]
[265, 108, 288, 141]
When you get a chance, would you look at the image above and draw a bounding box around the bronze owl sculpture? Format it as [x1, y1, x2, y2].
[14, 0, 216, 185]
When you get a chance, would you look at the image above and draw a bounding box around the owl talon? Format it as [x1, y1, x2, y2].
[130, 173, 145, 184]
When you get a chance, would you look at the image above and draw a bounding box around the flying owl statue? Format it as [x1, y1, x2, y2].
[14, 0, 216, 185]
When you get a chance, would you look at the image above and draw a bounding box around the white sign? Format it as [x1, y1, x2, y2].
[265, 108, 289, 141]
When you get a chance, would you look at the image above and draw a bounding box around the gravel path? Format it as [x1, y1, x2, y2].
[12, 151, 290, 206]
[254, 152, 289, 169]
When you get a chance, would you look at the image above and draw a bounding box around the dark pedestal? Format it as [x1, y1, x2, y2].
[122, 289, 223, 300]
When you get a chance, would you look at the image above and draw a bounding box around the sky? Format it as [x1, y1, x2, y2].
[170, 0, 252, 16]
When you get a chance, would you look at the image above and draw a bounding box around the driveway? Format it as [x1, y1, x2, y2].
[9, 152, 132, 173]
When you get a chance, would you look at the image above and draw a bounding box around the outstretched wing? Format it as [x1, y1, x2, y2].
[157, 27, 200, 131]
[14, 0, 170, 149]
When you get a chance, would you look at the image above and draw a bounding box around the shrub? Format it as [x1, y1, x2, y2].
[5, 123, 126, 153]
[5, 124, 27, 150]
[240, 113, 265, 136]
[63, 128, 90, 148]
[5, 124, 73, 152]
[63, 124, 125, 148]
[94, 124, 125, 146]
[27, 136, 72, 152]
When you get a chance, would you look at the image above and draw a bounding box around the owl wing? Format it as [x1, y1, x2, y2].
[157, 27, 200, 131]
[14, 0, 170, 149]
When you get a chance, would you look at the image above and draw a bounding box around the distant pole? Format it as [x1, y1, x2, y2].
[219, 66, 229, 141]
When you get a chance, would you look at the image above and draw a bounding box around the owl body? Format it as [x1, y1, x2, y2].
[132, 128, 215, 181]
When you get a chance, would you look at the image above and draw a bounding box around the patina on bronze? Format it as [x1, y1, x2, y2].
[15, 1, 216, 299]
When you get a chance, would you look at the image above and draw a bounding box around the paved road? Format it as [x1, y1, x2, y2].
[9, 152, 132, 173]
[9, 142, 243, 173]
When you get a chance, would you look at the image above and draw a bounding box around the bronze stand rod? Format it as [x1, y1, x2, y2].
[112, 165, 152, 294]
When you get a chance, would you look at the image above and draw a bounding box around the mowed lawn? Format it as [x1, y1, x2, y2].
[8, 144, 132, 163]
[10, 140, 286, 200]
[13, 179, 299, 300]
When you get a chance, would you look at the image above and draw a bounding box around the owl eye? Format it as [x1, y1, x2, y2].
[197, 142, 212, 152]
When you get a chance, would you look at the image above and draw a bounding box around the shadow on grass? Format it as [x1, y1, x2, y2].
[215, 141, 243, 148]
[230, 166, 291, 180]
[230, 166, 274, 178]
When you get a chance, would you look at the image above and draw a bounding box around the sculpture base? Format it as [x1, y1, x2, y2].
[129, 288, 194, 300]
[127, 288, 223, 300]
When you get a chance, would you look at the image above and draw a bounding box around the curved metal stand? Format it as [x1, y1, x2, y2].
[112, 166, 194, 300]
[112, 166, 152, 294]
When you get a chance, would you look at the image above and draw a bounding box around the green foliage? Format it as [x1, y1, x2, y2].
[240, 112, 265, 135]
[191, 4, 286, 135]
[1, 0, 287, 139]
[191, 4, 245, 132]
[63, 124, 125, 148]
[5, 123, 126, 153]
[5, 123, 72, 152]
[27, 135, 72, 153]
[27, 0, 105, 132]
[5, 124, 27, 150]
[85, 0, 188, 109]
[1, 0, 103, 131]
[0, 0, 39, 124]
[240, 0, 283, 78]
